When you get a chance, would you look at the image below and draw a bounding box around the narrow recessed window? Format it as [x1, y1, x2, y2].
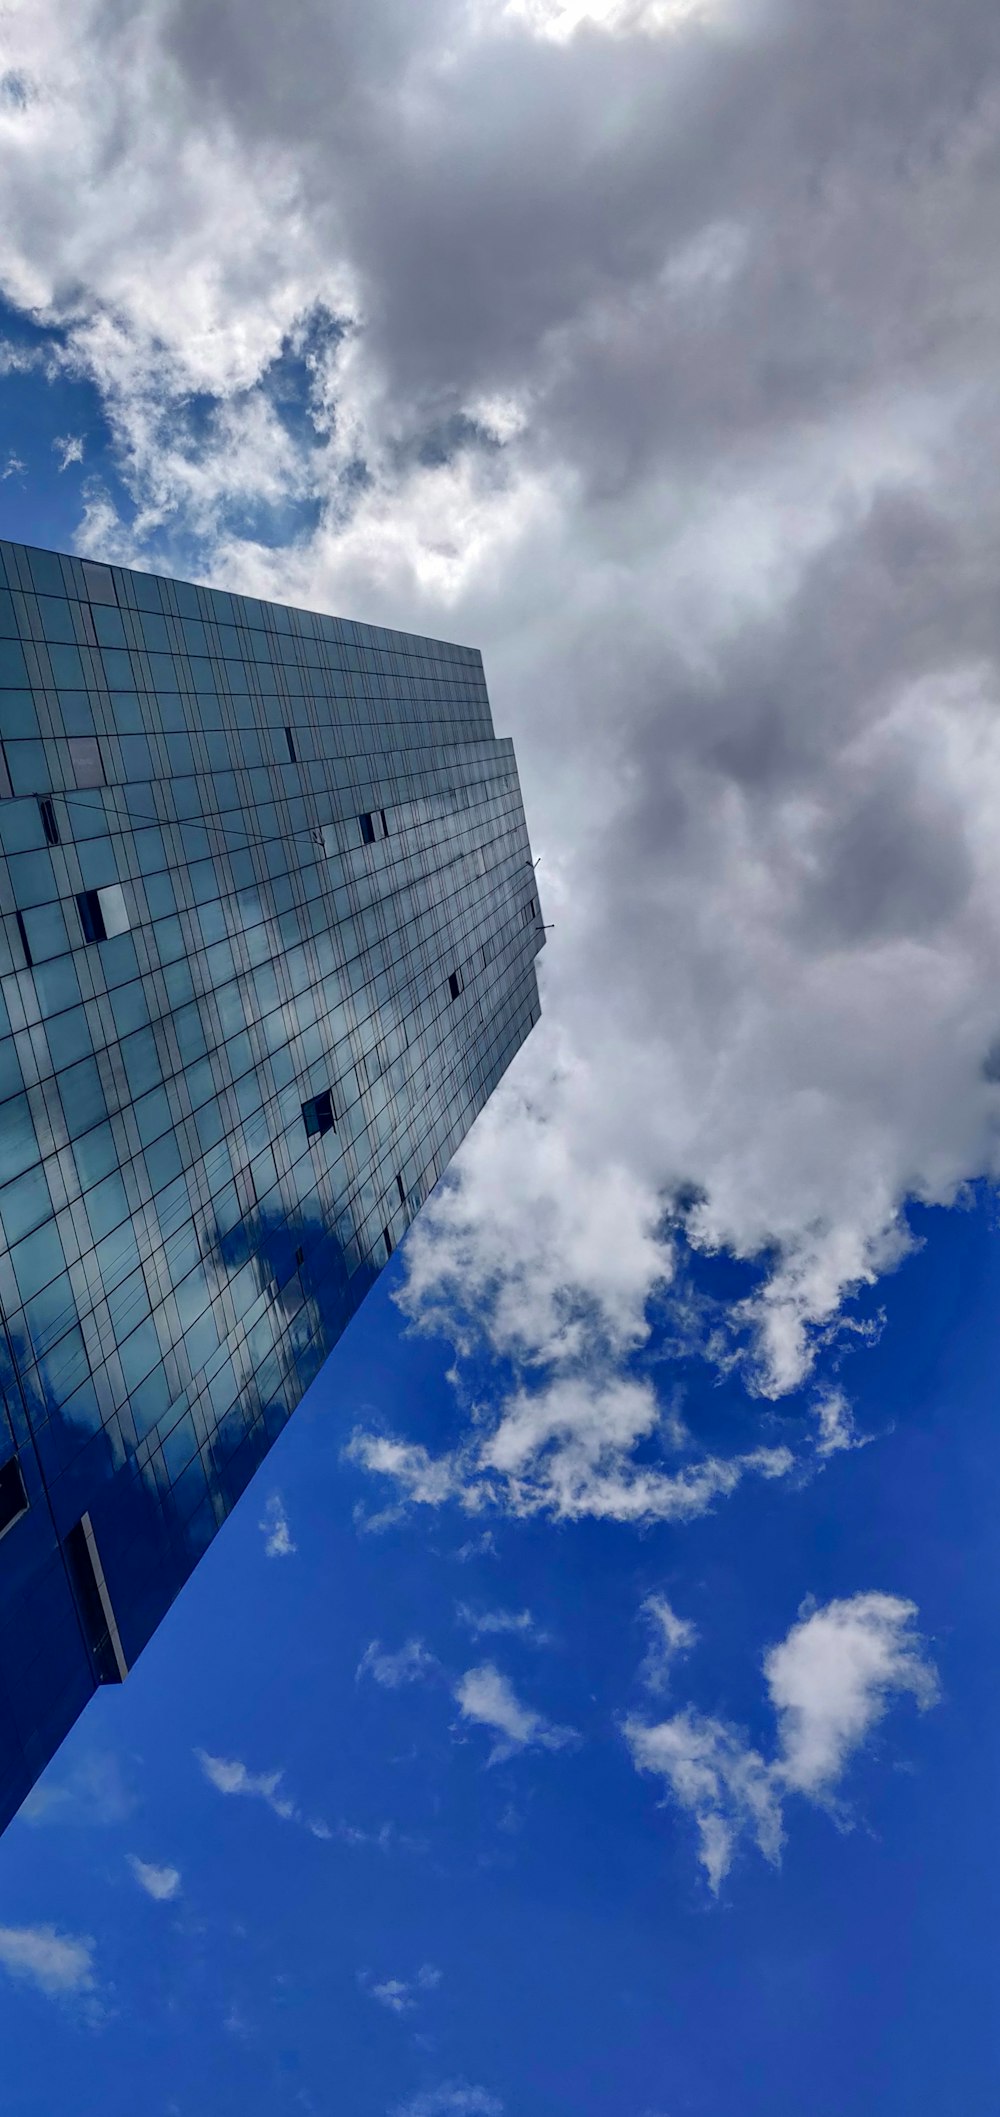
[396, 1172, 406, 1207]
[39, 797, 59, 847]
[448, 968, 464, 1001]
[65, 1513, 128, 1684]
[383, 1225, 393, 1259]
[77, 889, 107, 945]
[359, 811, 376, 845]
[294, 1244, 305, 1268]
[302, 1089, 335, 1139]
[0, 1455, 28, 1540]
[284, 727, 297, 763]
[380, 808, 389, 837]
[14, 909, 32, 968]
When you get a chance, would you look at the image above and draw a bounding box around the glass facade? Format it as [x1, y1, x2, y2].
[0, 539, 543, 1832]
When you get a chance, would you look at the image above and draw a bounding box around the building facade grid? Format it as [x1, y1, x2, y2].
[0, 539, 542, 1831]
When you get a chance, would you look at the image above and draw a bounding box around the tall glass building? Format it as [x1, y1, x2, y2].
[0, 539, 542, 1833]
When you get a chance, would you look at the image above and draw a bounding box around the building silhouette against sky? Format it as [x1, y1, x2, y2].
[0, 540, 542, 1833]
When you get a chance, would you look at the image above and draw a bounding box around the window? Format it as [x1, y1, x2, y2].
[380, 808, 389, 837]
[14, 909, 32, 968]
[383, 1225, 393, 1259]
[359, 811, 376, 845]
[39, 797, 59, 847]
[294, 1244, 304, 1268]
[77, 884, 130, 945]
[0, 1455, 28, 1540]
[301, 1088, 335, 1139]
[65, 1513, 128, 1683]
[396, 1172, 406, 1207]
[523, 897, 537, 926]
[284, 727, 297, 763]
[448, 968, 464, 1001]
[67, 736, 104, 789]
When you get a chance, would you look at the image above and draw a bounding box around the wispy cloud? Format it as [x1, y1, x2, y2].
[195, 1750, 329, 1839]
[0, 1924, 97, 2002]
[356, 1638, 438, 1688]
[20, 1750, 137, 1828]
[638, 1594, 698, 1694]
[455, 1605, 551, 1645]
[454, 1665, 578, 1766]
[359, 1962, 441, 2013]
[625, 1592, 939, 1893]
[127, 1856, 181, 1902]
[52, 432, 84, 471]
[348, 1379, 794, 1531]
[259, 1492, 297, 1558]
[393, 2086, 503, 2117]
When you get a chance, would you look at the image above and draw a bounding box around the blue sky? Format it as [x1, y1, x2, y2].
[2, 1180, 998, 2112]
[3, 0, 1000, 2108]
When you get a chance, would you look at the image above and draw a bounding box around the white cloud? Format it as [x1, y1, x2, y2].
[356, 1638, 438, 1688]
[638, 1594, 698, 1693]
[127, 1856, 182, 1902]
[0, 1924, 96, 1999]
[811, 1388, 867, 1459]
[394, 2086, 503, 2117]
[53, 431, 84, 470]
[196, 1749, 332, 1840]
[765, 1591, 940, 1798]
[455, 1605, 550, 1643]
[625, 1591, 938, 1892]
[454, 1663, 578, 1765]
[360, 1963, 442, 2013]
[348, 1376, 794, 1528]
[259, 1492, 297, 1558]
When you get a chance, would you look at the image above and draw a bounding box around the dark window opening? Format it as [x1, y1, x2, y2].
[448, 968, 464, 1001]
[77, 889, 107, 945]
[359, 811, 376, 845]
[284, 727, 297, 763]
[302, 1089, 335, 1139]
[294, 1245, 305, 1268]
[39, 797, 59, 846]
[0, 1455, 28, 1540]
[380, 808, 389, 836]
[65, 1516, 125, 1684]
[14, 909, 32, 968]
[383, 1225, 394, 1259]
[396, 1172, 406, 1207]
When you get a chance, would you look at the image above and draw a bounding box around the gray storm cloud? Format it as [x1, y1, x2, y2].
[3, 0, 1000, 1501]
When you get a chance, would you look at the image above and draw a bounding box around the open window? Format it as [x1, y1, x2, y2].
[77, 884, 130, 945]
[448, 968, 464, 1001]
[302, 1089, 335, 1139]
